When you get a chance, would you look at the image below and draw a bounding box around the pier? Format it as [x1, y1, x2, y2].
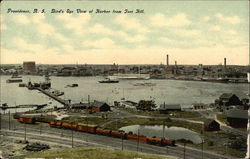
[36, 88, 72, 108]
[0, 104, 47, 110]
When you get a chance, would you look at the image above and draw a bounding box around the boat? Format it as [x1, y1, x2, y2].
[11, 72, 22, 78]
[133, 82, 156, 86]
[6, 79, 23, 83]
[108, 73, 150, 80]
[66, 84, 78, 87]
[99, 79, 119, 83]
[51, 90, 64, 96]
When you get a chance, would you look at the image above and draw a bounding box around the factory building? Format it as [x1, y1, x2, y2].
[23, 61, 36, 74]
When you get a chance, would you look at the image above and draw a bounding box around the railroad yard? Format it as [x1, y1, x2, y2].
[0, 104, 247, 159]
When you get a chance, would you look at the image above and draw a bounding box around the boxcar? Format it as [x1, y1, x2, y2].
[18, 117, 35, 124]
[162, 138, 175, 146]
[110, 130, 127, 139]
[127, 134, 147, 143]
[146, 137, 162, 146]
[96, 128, 111, 136]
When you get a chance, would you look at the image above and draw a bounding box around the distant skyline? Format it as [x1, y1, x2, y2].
[0, 1, 249, 65]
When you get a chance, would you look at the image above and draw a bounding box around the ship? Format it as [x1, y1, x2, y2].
[51, 90, 64, 96]
[108, 73, 150, 80]
[6, 79, 23, 83]
[133, 82, 156, 86]
[99, 79, 119, 83]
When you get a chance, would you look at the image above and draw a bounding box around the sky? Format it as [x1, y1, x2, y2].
[0, 1, 249, 65]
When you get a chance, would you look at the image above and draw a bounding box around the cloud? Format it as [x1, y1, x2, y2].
[215, 13, 241, 24]
[14, 15, 31, 24]
[117, 31, 146, 43]
[209, 25, 221, 31]
[173, 29, 200, 37]
[150, 13, 191, 27]
[14, 38, 44, 53]
[88, 24, 146, 43]
[82, 38, 118, 49]
[159, 37, 174, 43]
[201, 16, 210, 22]
[56, 14, 91, 34]
[89, 24, 114, 35]
[114, 14, 149, 33]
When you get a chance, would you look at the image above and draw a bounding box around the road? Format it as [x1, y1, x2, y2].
[0, 114, 238, 159]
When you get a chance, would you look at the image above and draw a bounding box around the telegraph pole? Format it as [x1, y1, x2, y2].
[40, 124, 42, 135]
[121, 135, 124, 151]
[71, 129, 74, 148]
[137, 128, 140, 152]
[8, 111, 11, 130]
[24, 123, 27, 142]
[183, 141, 186, 159]
[0, 112, 2, 132]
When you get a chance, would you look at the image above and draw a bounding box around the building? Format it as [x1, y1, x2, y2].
[226, 109, 248, 128]
[159, 103, 181, 114]
[23, 61, 36, 73]
[71, 102, 89, 109]
[218, 93, 241, 106]
[204, 119, 220, 131]
[91, 101, 110, 112]
[119, 100, 137, 109]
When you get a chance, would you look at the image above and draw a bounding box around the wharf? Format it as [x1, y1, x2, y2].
[0, 104, 47, 110]
[36, 88, 71, 108]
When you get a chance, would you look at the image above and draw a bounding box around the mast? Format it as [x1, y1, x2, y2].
[246, 55, 250, 159]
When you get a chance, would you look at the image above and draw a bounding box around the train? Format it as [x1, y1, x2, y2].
[14, 114, 175, 147]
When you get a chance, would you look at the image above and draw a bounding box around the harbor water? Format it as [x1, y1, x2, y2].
[0, 75, 248, 113]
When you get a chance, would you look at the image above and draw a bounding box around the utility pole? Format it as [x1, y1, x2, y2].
[8, 111, 11, 130]
[71, 129, 74, 148]
[40, 124, 42, 135]
[24, 123, 27, 142]
[137, 129, 140, 152]
[121, 135, 124, 151]
[0, 112, 2, 132]
[183, 141, 186, 159]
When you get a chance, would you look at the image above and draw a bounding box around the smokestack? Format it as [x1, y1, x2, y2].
[175, 61, 177, 66]
[224, 58, 226, 68]
[166, 55, 169, 66]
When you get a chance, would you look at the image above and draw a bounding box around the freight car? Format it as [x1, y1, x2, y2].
[110, 130, 127, 139]
[18, 116, 35, 124]
[146, 137, 175, 146]
[16, 116, 175, 147]
[96, 128, 111, 136]
[127, 133, 147, 143]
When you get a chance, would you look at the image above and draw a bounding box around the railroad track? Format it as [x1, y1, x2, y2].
[0, 126, 235, 159]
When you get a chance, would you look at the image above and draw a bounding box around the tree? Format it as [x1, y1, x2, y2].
[136, 100, 156, 111]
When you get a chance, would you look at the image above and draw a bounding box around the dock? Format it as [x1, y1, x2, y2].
[36, 88, 72, 108]
[0, 104, 47, 110]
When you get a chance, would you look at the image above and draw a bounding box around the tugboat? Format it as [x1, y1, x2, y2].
[98, 78, 119, 83]
[6, 72, 23, 83]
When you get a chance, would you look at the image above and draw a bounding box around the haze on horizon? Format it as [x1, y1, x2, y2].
[0, 1, 249, 65]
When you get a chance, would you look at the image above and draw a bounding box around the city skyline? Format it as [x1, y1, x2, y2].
[0, 1, 249, 65]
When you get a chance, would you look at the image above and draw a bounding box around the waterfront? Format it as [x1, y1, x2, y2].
[0, 75, 248, 113]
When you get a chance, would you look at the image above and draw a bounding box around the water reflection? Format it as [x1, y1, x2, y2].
[119, 125, 202, 144]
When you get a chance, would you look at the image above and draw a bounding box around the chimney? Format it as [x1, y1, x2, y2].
[224, 58, 226, 68]
[166, 54, 169, 66]
[175, 61, 177, 66]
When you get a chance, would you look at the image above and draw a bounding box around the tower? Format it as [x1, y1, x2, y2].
[166, 55, 169, 66]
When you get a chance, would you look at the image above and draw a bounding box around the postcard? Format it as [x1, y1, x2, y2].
[0, 1, 249, 159]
